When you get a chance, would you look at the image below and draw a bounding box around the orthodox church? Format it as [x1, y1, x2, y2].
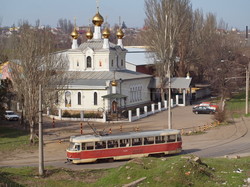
[56, 9, 153, 114]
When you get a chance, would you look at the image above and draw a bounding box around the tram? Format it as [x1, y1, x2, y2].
[66, 129, 182, 164]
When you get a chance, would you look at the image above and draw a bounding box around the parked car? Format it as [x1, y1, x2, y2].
[193, 102, 219, 111]
[192, 106, 216, 114]
[5, 110, 20, 121]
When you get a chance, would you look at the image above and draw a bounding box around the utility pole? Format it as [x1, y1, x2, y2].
[245, 25, 249, 115]
[246, 62, 250, 114]
[168, 63, 172, 129]
[39, 84, 44, 176]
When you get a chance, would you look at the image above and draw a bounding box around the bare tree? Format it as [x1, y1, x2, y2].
[9, 22, 70, 144]
[143, 0, 193, 101]
[57, 18, 74, 34]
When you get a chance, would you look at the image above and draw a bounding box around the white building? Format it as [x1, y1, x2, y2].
[56, 10, 153, 114]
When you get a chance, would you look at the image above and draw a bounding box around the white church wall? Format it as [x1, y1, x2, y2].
[121, 78, 151, 107]
[67, 53, 85, 71]
[119, 52, 126, 70]
[93, 52, 110, 71]
[109, 52, 118, 71]
[57, 89, 108, 111]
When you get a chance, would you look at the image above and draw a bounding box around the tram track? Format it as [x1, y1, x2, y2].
[185, 117, 250, 157]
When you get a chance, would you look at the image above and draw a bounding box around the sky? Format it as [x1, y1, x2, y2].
[0, 0, 249, 30]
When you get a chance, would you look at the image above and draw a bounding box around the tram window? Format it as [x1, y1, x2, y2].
[144, 137, 154, 145]
[95, 141, 105, 149]
[69, 143, 75, 151]
[120, 139, 130, 147]
[177, 134, 182, 141]
[132, 138, 142, 146]
[81, 143, 85, 150]
[168, 135, 176, 142]
[85, 142, 94, 150]
[75, 144, 80, 151]
[108, 140, 119, 148]
[155, 136, 165, 144]
[102, 141, 107, 149]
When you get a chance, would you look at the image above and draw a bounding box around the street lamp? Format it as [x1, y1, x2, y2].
[38, 84, 44, 176]
[246, 61, 250, 114]
[167, 57, 180, 129]
[167, 63, 171, 129]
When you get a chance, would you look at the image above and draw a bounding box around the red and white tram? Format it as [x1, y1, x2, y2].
[67, 129, 182, 164]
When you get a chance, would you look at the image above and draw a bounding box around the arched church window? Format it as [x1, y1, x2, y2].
[78, 92, 81, 105]
[87, 56, 92, 68]
[94, 92, 98, 105]
[65, 91, 71, 107]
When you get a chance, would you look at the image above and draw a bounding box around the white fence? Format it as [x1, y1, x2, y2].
[129, 99, 177, 122]
[44, 99, 177, 123]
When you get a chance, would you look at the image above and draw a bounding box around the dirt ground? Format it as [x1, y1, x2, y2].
[0, 105, 248, 168]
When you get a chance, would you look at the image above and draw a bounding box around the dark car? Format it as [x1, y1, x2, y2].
[192, 106, 216, 114]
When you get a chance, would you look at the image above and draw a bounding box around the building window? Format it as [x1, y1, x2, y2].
[140, 86, 142, 100]
[94, 92, 98, 105]
[116, 56, 119, 67]
[135, 87, 138, 101]
[132, 87, 135, 102]
[77, 60, 79, 67]
[87, 56, 92, 68]
[111, 60, 114, 67]
[121, 59, 123, 66]
[129, 88, 133, 102]
[65, 91, 71, 107]
[78, 92, 81, 105]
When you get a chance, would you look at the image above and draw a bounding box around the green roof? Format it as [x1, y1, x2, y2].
[102, 93, 127, 99]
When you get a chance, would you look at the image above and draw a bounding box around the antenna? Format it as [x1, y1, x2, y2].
[96, 0, 100, 12]
[246, 26, 248, 39]
[88, 18, 91, 27]
[74, 17, 77, 27]
[105, 16, 108, 27]
[119, 16, 121, 27]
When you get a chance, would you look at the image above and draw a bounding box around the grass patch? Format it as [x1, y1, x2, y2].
[226, 92, 250, 118]
[1, 155, 249, 186]
[0, 167, 108, 187]
[0, 126, 36, 152]
[183, 131, 206, 136]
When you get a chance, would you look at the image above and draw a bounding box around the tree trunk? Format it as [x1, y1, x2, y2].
[160, 87, 165, 102]
[219, 96, 226, 112]
[29, 120, 35, 144]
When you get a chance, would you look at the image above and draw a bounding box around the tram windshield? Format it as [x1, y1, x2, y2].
[68, 142, 81, 151]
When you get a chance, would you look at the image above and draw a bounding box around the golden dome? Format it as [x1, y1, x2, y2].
[92, 12, 104, 26]
[116, 28, 124, 39]
[71, 27, 79, 39]
[111, 80, 117, 86]
[86, 28, 93, 39]
[102, 27, 110, 39]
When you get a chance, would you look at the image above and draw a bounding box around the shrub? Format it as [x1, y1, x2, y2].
[71, 113, 80, 118]
[84, 113, 102, 118]
[213, 109, 226, 123]
[62, 110, 71, 117]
